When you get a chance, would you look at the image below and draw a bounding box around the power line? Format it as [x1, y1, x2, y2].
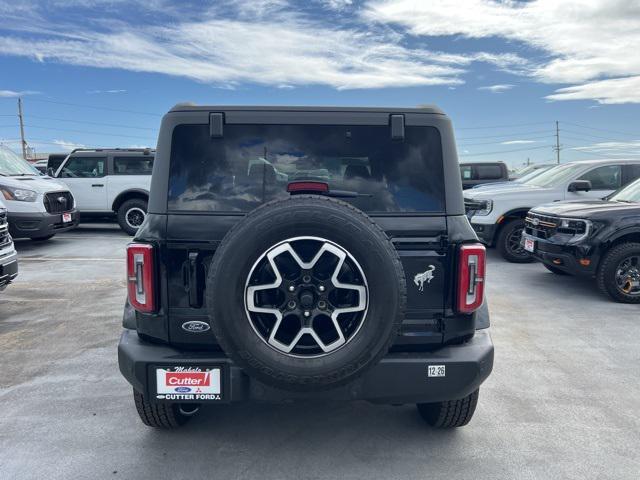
[561, 128, 637, 143]
[459, 145, 552, 157]
[23, 124, 156, 140]
[26, 98, 163, 117]
[455, 121, 551, 130]
[28, 115, 157, 131]
[457, 129, 551, 141]
[1, 138, 148, 149]
[562, 121, 640, 137]
[458, 134, 552, 147]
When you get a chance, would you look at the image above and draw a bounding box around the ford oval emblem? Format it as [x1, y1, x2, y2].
[175, 387, 191, 393]
[181, 320, 211, 333]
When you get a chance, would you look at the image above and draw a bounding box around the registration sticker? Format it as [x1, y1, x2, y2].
[156, 367, 221, 401]
[62, 212, 72, 223]
[428, 365, 446, 377]
[524, 238, 535, 253]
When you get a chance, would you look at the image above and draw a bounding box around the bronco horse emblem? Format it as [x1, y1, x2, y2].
[413, 266, 436, 292]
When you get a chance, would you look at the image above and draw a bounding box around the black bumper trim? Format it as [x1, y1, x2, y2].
[118, 329, 494, 405]
[0, 251, 18, 288]
[8, 210, 79, 239]
[522, 234, 596, 276]
[470, 222, 497, 246]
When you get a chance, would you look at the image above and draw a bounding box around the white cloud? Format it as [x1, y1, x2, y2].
[52, 139, 85, 151]
[571, 140, 640, 157]
[546, 76, 640, 105]
[0, 2, 526, 90]
[320, 0, 353, 10]
[501, 140, 537, 145]
[87, 89, 127, 94]
[365, 0, 640, 103]
[478, 84, 514, 93]
[0, 89, 40, 97]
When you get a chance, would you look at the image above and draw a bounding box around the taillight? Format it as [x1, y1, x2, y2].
[456, 244, 486, 313]
[127, 243, 156, 313]
[287, 181, 329, 193]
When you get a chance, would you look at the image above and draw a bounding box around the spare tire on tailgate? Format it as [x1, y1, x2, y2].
[206, 195, 406, 391]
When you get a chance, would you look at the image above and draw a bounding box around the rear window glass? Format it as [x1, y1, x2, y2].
[168, 124, 444, 213]
[114, 156, 154, 175]
[475, 165, 503, 180]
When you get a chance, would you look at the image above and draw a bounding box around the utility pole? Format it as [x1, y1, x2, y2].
[554, 120, 561, 164]
[18, 97, 27, 159]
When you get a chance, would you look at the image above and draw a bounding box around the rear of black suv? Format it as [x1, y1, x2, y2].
[118, 106, 494, 429]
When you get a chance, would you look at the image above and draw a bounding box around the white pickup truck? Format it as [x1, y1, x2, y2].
[464, 159, 640, 262]
[55, 148, 154, 235]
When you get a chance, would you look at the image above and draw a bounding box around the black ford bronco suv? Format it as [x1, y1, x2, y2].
[523, 177, 640, 303]
[118, 105, 494, 429]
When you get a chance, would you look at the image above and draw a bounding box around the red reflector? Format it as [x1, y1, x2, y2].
[287, 181, 329, 193]
[456, 243, 486, 314]
[127, 243, 156, 313]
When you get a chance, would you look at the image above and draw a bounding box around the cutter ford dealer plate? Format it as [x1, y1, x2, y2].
[155, 366, 222, 401]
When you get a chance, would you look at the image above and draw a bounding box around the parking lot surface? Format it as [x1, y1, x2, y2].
[1, 224, 639, 480]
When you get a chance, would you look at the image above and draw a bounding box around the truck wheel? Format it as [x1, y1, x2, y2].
[543, 264, 569, 275]
[597, 243, 640, 303]
[117, 198, 148, 236]
[206, 195, 406, 392]
[416, 389, 479, 428]
[133, 389, 199, 428]
[497, 219, 534, 263]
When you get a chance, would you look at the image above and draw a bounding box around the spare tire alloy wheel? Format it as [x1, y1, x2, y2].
[207, 196, 406, 391]
[246, 236, 368, 357]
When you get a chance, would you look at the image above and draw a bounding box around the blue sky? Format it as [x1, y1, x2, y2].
[0, 0, 639, 168]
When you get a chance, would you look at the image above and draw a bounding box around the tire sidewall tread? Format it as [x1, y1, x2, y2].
[597, 242, 640, 303]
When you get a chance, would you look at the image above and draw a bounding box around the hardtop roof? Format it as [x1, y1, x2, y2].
[168, 104, 445, 115]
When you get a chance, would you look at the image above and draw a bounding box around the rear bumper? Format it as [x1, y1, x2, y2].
[118, 328, 494, 405]
[8, 210, 79, 238]
[0, 250, 18, 289]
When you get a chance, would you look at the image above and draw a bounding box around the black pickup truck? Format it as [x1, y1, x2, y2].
[118, 105, 494, 429]
[523, 178, 640, 303]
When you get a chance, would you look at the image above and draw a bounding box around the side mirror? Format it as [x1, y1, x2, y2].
[47, 167, 55, 177]
[568, 180, 592, 192]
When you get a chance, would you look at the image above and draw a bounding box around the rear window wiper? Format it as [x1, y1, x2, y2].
[287, 181, 372, 198]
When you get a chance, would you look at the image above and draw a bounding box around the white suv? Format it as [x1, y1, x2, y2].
[464, 159, 640, 262]
[55, 148, 154, 235]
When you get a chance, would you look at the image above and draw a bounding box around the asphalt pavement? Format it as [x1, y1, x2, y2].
[0, 223, 638, 480]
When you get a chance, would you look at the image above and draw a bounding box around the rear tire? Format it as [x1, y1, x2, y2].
[497, 219, 534, 263]
[543, 264, 569, 275]
[117, 198, 148, 236]
[416, 389, 479, 428]
[133, 389, 198, 429]
[597, 243, 640, 303]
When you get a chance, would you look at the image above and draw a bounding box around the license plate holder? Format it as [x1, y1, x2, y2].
[155, 366, 223, 401]
[524, 237, 535, 253]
